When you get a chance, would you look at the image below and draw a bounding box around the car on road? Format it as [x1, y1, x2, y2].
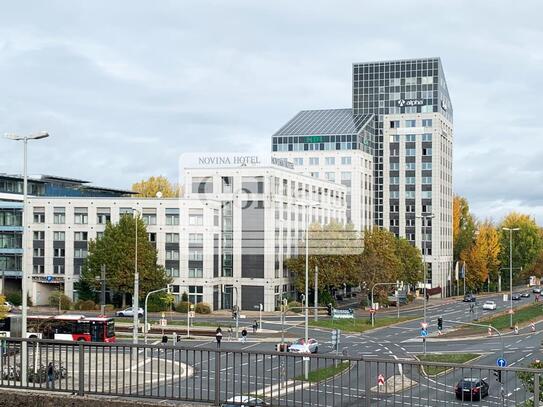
[512, 293, 522, 301]
[463, 294, 476, 302]
[482, 300, 497, 310]
[521, 292, 531, 298]
[288, 338, 319, 354]
[221, 396, 267, 406]
[455, 377, 489, 401]
[115, 307, 144, 317]
[533, 287, 541, 294]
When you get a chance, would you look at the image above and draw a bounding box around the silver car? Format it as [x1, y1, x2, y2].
[115, 307, 144, 317]
[288, 338, 319, 353]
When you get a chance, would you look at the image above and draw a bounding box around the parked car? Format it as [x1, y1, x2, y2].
[288, 338, 319, 354]
[115, 307, 144, 317]
[482, 301, 497, 310]
[222, 396, 267, 406]
[455, 378, 489, 401]
[521, 292, 531, 298]
[533, 287, 541, 294]
[512, 294, 521, 301]
[463, 294, 476, 302]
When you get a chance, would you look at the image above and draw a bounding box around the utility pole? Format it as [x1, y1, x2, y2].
[314, 266, 318, 321]
[100, 265, 106, 315]
[502, 227, 519, 329]
[133, 209, 140, 345]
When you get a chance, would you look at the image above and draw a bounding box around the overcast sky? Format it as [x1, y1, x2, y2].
[0, 1, 542, 223]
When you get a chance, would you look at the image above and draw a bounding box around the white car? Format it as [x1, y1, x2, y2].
[288, 338, 319, 354]
[115, 307, 144, 317]
[482, 301, 497, 310]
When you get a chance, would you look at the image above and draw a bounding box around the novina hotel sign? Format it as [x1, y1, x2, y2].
[180, 153, 294, 170]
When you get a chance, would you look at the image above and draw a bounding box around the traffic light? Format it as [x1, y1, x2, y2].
[493, 369, 502, 383]
[437, 317, 443, 331]
[327, 303, 333, 316]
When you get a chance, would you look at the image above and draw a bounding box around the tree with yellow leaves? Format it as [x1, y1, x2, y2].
[453, 195, 476, 264]
[132, 176, 181, 198]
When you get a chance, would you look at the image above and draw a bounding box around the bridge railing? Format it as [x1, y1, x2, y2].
[0, 338, 541, 406]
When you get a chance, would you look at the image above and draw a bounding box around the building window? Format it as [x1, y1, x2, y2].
[74, 231, 88, 241]
[33, 231, 45, 240]
[406, 177, 416, 185]
[390, 177, 399, 185]
[142, 209, 157, 225]
[325, 172, 335, 182]
[96, 232, 104, 240]
[422, 177, 432, 184]
[148, 232, 157, 242]
[53, 265, 64, 275]
[390, 191, 399, 199]
[33, 265, 44, 274]
[405, 191, 415, 199]
[74, 248, 88, 258]
[390, 135, 400, 142]
[293, 158, 304, 165]
[390, 205, 399, 212]
[97, 208, 111, 224]
[166, 250, 179, 261]
[405, 162, 416, 170]
[309, 157, 319, 165]
[166, 233, 179, 243]
[325, 157, 335, 165]
[192, 177, 213, 194]
[341, 157, 352, 165]
[189, 233, 203, 244]
[33, 248, 44, 257]
[189, 210, 203, 226]
[0, 210, 22, 226]
[54, 248, 65, 258]
[422, 204, 432, 213]
[406, 218, 415, 227]
[188, 285, 203, 304]
[189, 267, 203, 278]
[189, 248, 203, 261]
[390, 162, 399, 170]
[310, 172, 319, 178]
[74, 208, 88, 224]
[53, 207, 65, 224]
[222, 177, 233, 193]
[405, 120, 417, 128]
[242, 176, 264, 194]
[422, 119, 432, 127]
[406, 205, 415, 213]
[166, 267, 180, 277]
[422, 162, 432, 170]
[53, 231, 65, 241]
[390, 120, 400, 128]
[405, 134, 416, 142]
[390, 219, 399, 227]
[33, 208, 45, 224]
[422, 148, 432, 156]
[406, 148, 416, 157]
[422, 191, 432, 199]
[165, 208, 180, 225]
[119, 208, 133, 218]
[422, 133, 432, 142]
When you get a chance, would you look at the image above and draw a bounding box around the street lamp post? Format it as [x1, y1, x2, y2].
[4, 131, 50, 387]
[144, 285, 171, 344]
[133, 209, 141, 344]
[416, 213, 434, 325]
[502, 227, 520, 329]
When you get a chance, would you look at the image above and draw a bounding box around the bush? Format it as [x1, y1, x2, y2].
[319, 290, 336, 308]
[79, 300, 96, 311]
[195, 302, 211, 314]
[181, 291, 188, 302]
[175, 301, 190, 313]
[288, 301, 303, 313]
[5, 291, 22, 306]
[147, 293, 174, 312]
[104, 304, 115, 312]
[49, 292, 72, 310]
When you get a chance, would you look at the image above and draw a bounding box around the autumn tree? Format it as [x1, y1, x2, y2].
[132, 176, 181, 198]
[499, 212, 543, 285]
[285, 222, 362, 299]
[395, 237, 424, 287]
[453, 195, 476, 264]
[80, 215, 171, 308]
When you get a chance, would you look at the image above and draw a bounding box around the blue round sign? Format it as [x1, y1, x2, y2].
[420, 329, 428, 337]
[46, 275, 53, 282]
[497, 358, 507, 368]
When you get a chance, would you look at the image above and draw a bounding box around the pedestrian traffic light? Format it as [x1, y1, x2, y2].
[327, 303, 333, 316]
[493, 369, 502, 383]
[437, 317, 443, 331]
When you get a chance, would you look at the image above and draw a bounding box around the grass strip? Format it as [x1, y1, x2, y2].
[295, 361, 351, 382]
[417, 353, 480, 375]
[309, 316, 416, 333]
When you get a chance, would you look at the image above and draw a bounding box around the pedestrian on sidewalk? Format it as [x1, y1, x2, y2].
[215, 327, 223, 348]
[252, 320, 258, 333]
[241, 328, 247, 343]
[228, 326, 233, 342]
[46, 362, 55, 389]
[514, 323, 519, 335]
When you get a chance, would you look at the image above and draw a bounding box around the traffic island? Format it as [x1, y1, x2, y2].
[370, 374, 417, 393]
[415, 353, 482, 376]
[309, 316, 417, 333]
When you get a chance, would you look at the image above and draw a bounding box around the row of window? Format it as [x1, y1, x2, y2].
[390, 191, 432, 199]
[389, 133, 432, 142]
[389, 119, 433, 128]
[390, 176, 432, 185]
[390, 148, 432, 157]
[292, 156, 353, 166]
[390, 204, 432, 213]
[390, 162, 432, 170]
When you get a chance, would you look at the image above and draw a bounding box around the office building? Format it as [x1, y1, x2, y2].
[272, 58, 454, 292]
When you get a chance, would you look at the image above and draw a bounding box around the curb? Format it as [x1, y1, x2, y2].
[414, 353, 487, 378]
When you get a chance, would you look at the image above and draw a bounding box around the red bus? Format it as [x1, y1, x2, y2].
[0, 314, 115, 342]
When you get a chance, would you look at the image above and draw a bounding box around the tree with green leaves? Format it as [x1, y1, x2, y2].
[284, 222, 363, 301]
[517, 359, 543, 406]
[395, 237, 423, 286]
[453, 195, 476, 264]
[499, 212, 543, 285]
[80, 215, 171, 308]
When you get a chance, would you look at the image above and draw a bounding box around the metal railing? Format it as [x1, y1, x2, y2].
[0, 338, 541, 406]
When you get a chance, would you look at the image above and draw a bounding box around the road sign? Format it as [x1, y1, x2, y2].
[496, 358, 507, 368]
[332, 309, 354, 320]
[508, 309, 515, 315]
[377, 374, 385, 386]
[420, 329, 428, 337]
[421, 322, 428, 329]
[160, 319, 167, 327]
[189, 311, 195, 318]
[46, 275, 53, 282]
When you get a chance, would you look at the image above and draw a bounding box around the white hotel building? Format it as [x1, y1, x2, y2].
[21, 155, 346, 311]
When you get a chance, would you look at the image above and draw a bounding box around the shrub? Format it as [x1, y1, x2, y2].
[5, 291, 22, 306]
[288, 301, 303, 312]
[147, 293, 174, 312]
[79, 300, 96, 311]
[195, 302, 211, 314]
[181, 291, 188, 302]
[319, 290, 336, 308]
[104, 304, 115, 312]
[49, 292, 72, 310]
[175, 301, 190, 313]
